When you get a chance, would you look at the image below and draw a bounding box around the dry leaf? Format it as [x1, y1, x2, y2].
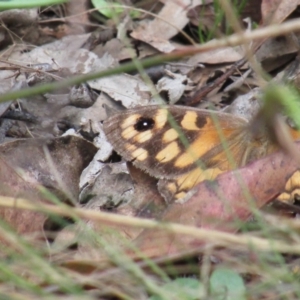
[261, 0, 300, 24]
[90, 74, 152, 108]
[131, 0, 203, 52]
[0, 136, 97, 236]
[134, 145, 300, 258]
[156, 71, 192, 104]
[187, 46, 244, 65]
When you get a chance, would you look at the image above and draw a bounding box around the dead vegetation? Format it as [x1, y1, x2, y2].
[1, 0, 300, 299]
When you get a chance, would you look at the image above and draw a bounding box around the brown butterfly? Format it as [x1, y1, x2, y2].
[103, 105, 300, 203]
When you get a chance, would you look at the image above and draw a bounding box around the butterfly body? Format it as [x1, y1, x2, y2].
[103, 105, 299, 202]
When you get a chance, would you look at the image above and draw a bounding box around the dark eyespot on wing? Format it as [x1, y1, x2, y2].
[134, 117, 155, 132]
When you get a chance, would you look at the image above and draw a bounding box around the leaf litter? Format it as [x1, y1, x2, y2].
[1, 0, 300, 299]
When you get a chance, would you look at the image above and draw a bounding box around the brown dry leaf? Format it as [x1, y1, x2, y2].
[133, 145, 300, 258]
[125, 163, 167, 219]
[0, 9, 40, 46]
[5, 34, 94, 74]
[224, 89, 261, 121]
[261, 0, 300, 25]
[0, 155, 48, 238]
[73, 164, 166, 260]
[187, 2, 216, 28]
[187, 46, 244, 65]
[0, 36, 120, 139]
[90, 73, 152, 108]
[156, 70, 193, 104]
[130, 0, 203, 52]
[92, 38, 136, 62]
[81, 163, 135, 211]
[253, 1, 300, 72]
[256, 34, 300, 73]
[0, 136, 97, 236]
[82, 161, 165, 219]
[136, 41, 160, 59]
[183, 46, 245, 106]
[64, 0, 89, 35]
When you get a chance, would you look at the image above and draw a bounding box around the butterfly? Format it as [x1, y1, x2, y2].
[103, 105, 300, 203]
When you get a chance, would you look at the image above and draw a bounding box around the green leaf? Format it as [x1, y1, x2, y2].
[0, 0, 67, 9]
[149, 278, 204, 300]
[91, 0, 124, 18]
[263, 84, 300, 129]
[91, 0, 140, 19]
[209, 268, 246, 300]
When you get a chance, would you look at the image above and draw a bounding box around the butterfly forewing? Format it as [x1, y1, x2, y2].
[103, 105, 249, 181]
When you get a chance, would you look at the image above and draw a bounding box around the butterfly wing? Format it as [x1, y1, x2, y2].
[103, 105, 251, 201]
